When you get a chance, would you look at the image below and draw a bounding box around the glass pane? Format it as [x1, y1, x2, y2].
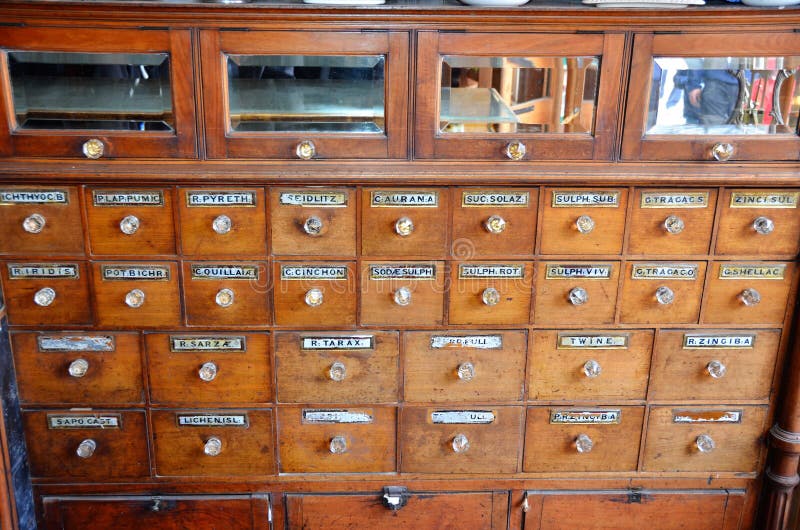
[8, 51, 173, 131]
[647, 56, 800, 135]
[439, 55, 599, 134]
[226, 55, 385, 134]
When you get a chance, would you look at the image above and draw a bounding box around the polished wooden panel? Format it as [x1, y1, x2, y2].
[449, 262, 533, 325]
[182, 261, 270, 327]
[533, 261, 619, 325]
[277, 406, 396, 473]
[0, 186, 84, 255]
[404, 330, 526, 402]
[275, 331, 399, 404]
[360, 261, 445, 326]
[619, 261, 707, 324]
[146, 333, 272, 405]
[273, 261, 356, 327]
[703, 261, 794, 325]
[716, 189, 800, 256]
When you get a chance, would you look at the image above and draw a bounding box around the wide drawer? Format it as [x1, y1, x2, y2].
[0, 186, 84, 255]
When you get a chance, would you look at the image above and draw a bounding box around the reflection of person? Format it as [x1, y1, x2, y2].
[684, 69, 741, 125]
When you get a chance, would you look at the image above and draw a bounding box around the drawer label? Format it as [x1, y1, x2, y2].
[7, 263, 78, 279]
[281, 265, 348, 280]
[369, 264, 436, 280]
[730, 191, 799, 208]
[302, 336, 374, 350]
[38, 335, 115, 352]
[170, 336, 246, 352]
[430, 335, 503, 349]
[101, 265, 170, 281]
[462, 191, 529, 207]
[552, 191, 619, 207]
[546, 264, 613, 279]
[302, 409, 373, 424]
[683, 334, 756, 349]
[719, 264, 786, 280]
[0, 189, 69, 204]
[186, 191, 256, 207]
[640, 191, 709, 208]
[191, 264, 260, 280]
[431, 410, 495, 424]
[48, 414, 121, 429]
[279, 191, 348, 207]
[549, 410, 621, 424]
[177, 414, 249, 427]
[458, 264, 525, 279]
[631, 263, 698, 280]
[92, 190, 164, 206]
[672, 410, 742, 423]
[557, 333, 629, 349]
[371, 191, 438, 207]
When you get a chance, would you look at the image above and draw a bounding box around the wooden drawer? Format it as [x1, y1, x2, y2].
[23, 409, 149, 480]
[400, 406, 523, 473]
[533, 262, 619, 325]
[92, 262, 181, 328]
[277, 406, 396, 473]
[361, 189, 448, 258]
[178, 188, 267, 257]
[1, 261, 91, 326]
[703, 262, 794, 325]
[523, 406, 644, 472]
[286, 491, 509, 529]
[642, 405, 768, 472]
[0, 187, 84, 255]
[273, 262, 356, 327]
[12, 332, 143, 405]
[270, 188, 356, 257]
[449, 262, 533, 325]
[404, 331, 526, 402]
[619, 262, 706, 324]
[451, 188, 537, 257]
[183, 261, 270, 327]
[716, 190, 800, 256]
[539, 188, 627, 255]
[151, 409, 275, 476]
[360, 261, 444, 326]
[86, 188, 176, 256]
[275, 331, 399, 404]
[146, 333, 272, 405]
[649, 330, 780, 401]
[628, 189, 717, 255]
[528, 330, 653, 401]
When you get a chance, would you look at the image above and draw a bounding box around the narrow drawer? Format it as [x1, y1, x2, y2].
[703, 262, 794, 325]
[271, 188, 356, 257]
[275, 331, 399, 404]
[449, 262, 533, 325]
[619, 261, 706, 324]
[1, 261, 91, 325]
[716, 189, 800, 256]
[404, 331, 526, 402]
[539, 188, 627, 255]
[273, 262, 356, 327]
[183, 261, 270, 326]
[0, 186, 84, 254]
[278, 406, 396, 473]
[533, 262, 620, 325]
[92, 262, 181, 328]
[628, 189, 717, 255]
[523, 406, 644, 472]
[360, 261, 444, 326]
[13, 332, 143, 405]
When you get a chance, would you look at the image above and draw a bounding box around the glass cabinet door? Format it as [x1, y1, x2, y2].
[0, 27, 196, 159]
[622, 32, 800, 161]
[201, 31, 408, 160]
[415, 32, 624, 161]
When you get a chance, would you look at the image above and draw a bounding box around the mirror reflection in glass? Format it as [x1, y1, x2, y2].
[439, 55, 599, 135]
[647, 56, 800, 136]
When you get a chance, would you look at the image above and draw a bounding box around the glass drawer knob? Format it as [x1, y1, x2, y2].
[696, 434, 715, 453]
[753, 216, 775, 235]
[711, 142, 734, 162]
[568, 287, 588, 306]
[33, 287, 56, 307]
[82, 138, 105, 159]
[119, 215, 140, 235]
[204, 437, 223, 456]
[583, 359, 602, 378]
[395, 217, 414, 237]
[707, 360, 727, 379]
[655, 285, 674, 305]
[212, 215, 232, 235]
[296, 140, 316, 160]
[23, 213, 46, 234]
[304, 216, 323, 236]
[198, 361, 218, 382]
[482, 287, 501, 306]
[739, 288, 761, 307]
[394, 287, 412, 306]
[76, 438, 97, 459]
[457, 361, 475, 382]
[125, 289, 145, 308]
[664, 215, 685, 235]
[330, 435, 348, 454]
[215, 288, 235, 308]
[329, 361, 347, 382]
[576, 215, 595, 234]
[484, 215, 506, 234]
[305, 288, 324, 307]
[575, 433, 594, 454]
[452, 433, 470, 453]
[68, 358, 89, 378]
[505, 140, 526, 160]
